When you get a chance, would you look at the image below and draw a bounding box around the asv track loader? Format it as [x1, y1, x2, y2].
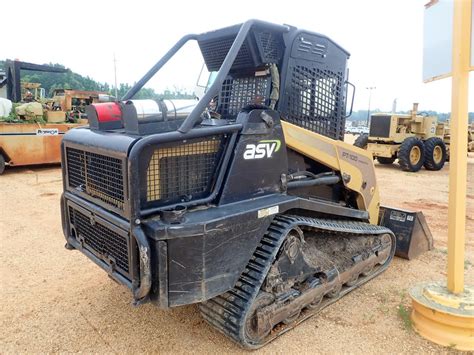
[60, 20, 431, 348]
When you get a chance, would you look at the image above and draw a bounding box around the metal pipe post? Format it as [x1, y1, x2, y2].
[178, 21, 254, 133]
[122, 34, 198, 101]
[366, 86, 376, 127]
[447, 0, 471, 294]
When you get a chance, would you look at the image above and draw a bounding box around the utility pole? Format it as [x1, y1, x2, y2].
[113, 53, 118, 100]
[366, 86, 376, 127]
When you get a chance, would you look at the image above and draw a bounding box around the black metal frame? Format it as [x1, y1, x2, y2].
[128, 124, 241, 221]
[277, 29, 350, 140]
[121, 18, 350, 222]
[63, 194, 136, 288]
[122, 20, 289, 133]
[64, 141, 130, 216]
[4, 60, 67, 103]
[67, 199, 132, 279]
[138, 134, 233, 210]
[119, 20, 287, 224]
[61, 20, 355, 304]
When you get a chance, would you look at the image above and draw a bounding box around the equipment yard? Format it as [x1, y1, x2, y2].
[2, 1, 474, 351]
[1, 141, 472, 354]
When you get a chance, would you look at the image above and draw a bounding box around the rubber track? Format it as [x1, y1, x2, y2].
[199, 215, 396, 349]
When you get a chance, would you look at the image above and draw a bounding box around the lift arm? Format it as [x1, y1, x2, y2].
[282, 121, 379, 224]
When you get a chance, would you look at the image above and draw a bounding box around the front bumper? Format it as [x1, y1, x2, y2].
[61, 192, 151, 304]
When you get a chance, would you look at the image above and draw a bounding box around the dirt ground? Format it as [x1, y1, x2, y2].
[1, 142, 473, 353]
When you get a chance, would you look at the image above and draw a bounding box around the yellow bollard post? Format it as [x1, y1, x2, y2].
[447, 0, 470, 295]
[409, 0, 474, 351]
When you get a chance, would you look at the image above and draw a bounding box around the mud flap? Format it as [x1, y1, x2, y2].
[378, 206, 434, 260]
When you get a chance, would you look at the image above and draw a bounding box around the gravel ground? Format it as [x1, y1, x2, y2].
[1, 147, 473, 353]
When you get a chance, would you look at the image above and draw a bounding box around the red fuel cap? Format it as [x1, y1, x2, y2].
[93, 102, 122, 122]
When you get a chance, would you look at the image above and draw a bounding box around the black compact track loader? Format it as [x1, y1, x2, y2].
[60, 20, 430, 348]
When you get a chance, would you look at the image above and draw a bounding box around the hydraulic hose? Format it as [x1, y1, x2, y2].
[287, 175, 340, 189]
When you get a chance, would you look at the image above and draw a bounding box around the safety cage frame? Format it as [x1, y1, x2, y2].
[120, 20, 351, 222]
[63, 19, 352, 222]
[122, 20, 352, 139]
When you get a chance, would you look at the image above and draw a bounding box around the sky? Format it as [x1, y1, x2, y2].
[2, 0, 473, 112]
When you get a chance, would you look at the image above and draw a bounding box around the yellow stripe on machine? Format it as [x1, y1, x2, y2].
[282, 121, 379, 224]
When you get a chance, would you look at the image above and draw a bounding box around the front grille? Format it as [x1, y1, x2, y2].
[218, 75, 271, 119]
[68, 206, 130, 277]
[369, 115, 392, 138]
[146, 136, 225, 205]
[66, 148, 125, 210]
[285, 65, 345, 140]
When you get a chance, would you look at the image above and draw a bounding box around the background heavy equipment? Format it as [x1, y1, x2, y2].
[354, 103, 447, 172]
[0, 61, 74, 174]
[20, 82, 46, 102]
[443, 121, 474, 159]
[2, 60, 68, 102]
[46, 88, 112, 123]
[60, 20, 432, 348]
[0, 61, 115, 174]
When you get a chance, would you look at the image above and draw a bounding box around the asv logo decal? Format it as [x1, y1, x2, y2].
[243, 140, 281, 160]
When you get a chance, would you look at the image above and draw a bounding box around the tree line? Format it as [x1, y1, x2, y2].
[1, 60, 472, 121]
[0, 60, 194, 100]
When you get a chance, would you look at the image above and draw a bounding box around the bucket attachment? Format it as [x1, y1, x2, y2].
[378, 206, 434, 260]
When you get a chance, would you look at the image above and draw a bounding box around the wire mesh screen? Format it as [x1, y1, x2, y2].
[66, 148, 125, 210]
[255, 31, 281, 63]
[285, 65, 345, 140]
[199, 36, 253, 72]
[69, 206, 130, 276]
[146, 135, 225, 205]
[198, 27, 283, 72]
[218, 75, 271, 119]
